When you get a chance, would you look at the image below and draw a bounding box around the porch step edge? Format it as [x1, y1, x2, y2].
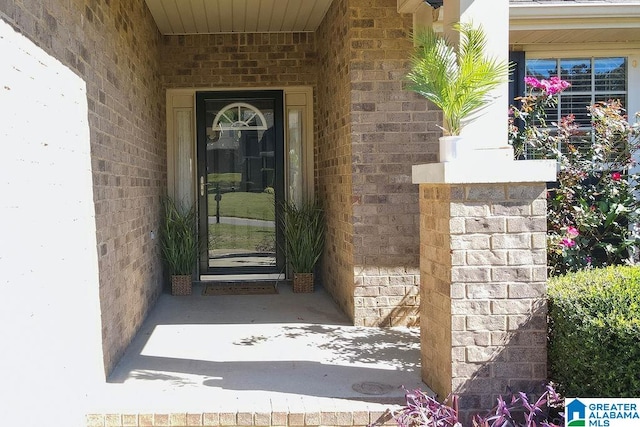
[85, 406, 400, 426]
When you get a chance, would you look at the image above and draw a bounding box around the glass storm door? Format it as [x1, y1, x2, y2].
[196, 91, 285, 276]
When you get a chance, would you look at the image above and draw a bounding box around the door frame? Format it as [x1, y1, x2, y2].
[195, 90, 285, 277]
[165, 87, 315, 280]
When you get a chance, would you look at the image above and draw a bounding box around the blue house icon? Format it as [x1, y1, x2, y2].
[567, 399, 587, 422]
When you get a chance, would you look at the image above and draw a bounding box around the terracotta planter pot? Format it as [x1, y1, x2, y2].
[171, 274, 192, 296]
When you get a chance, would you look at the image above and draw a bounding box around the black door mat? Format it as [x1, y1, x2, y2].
[201, 281, 280, 295]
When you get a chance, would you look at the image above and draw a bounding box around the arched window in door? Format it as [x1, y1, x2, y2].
[210, 102, 269, 141]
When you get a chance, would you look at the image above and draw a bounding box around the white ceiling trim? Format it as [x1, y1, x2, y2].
[510, 3, 640, 20]
[146, 0, 640, 42]
[145, 0, 334, 34]
[511, 18, 640, 32]
[510, 3, 640, 31]
[509, 3, 640, 45]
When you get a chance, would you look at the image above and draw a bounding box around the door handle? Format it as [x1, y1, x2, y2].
[200, 176, 205, 197]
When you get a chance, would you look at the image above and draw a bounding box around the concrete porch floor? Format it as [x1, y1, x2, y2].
[86, 282, 427, 426]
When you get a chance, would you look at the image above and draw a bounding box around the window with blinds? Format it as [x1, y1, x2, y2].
[524, 57, 628, 158]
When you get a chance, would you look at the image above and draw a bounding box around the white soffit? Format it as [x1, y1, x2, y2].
[144, 0, 334, 34]
[510, 3, 640, 45]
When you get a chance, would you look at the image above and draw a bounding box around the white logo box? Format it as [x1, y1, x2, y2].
[565, 398, 640, 427]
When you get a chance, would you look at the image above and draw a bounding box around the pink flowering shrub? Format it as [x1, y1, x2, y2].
[509, 77, 640, 275]
[523, 76, 571, 96]
[508, 76, 571, 160]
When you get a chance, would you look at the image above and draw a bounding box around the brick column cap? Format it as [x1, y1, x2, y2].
[412, 159, 556, 184]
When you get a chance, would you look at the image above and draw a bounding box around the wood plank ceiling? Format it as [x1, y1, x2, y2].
[144, 0, 334, 34]
[145, 0, 640, 47]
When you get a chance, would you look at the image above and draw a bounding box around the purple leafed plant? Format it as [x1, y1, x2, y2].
[473, 384, 564, 427]
[385, 384, 564, 427]
[391, 388, 462, 427]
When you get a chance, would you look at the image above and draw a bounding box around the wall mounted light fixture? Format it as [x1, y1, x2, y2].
[424, 0, 443, 9]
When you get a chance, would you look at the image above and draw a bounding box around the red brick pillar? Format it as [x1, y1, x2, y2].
[413, 160, 555, 419]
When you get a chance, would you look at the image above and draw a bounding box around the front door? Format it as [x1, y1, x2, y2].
[196, 91, 285, 277]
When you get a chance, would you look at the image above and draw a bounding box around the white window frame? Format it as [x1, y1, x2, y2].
[522, 51, 640, 167]
[524, 50, 640, 129]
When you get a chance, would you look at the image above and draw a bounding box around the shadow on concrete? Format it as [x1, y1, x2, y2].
[106, 284, 425, 406]
[113, 355, 412, 404]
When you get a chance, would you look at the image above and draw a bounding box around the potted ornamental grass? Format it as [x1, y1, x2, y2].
[280, 199, 325, 293]
[160, 196, 199, 296]
[406, 22, 512, 161]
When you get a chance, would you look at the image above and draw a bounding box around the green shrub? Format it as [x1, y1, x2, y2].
[548, 266, 640, 397]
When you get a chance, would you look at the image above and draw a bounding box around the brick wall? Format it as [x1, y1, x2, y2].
[160, 32, 316, 89]
[1, 0, 167, 375]
[349, 0, 436, 326]
[419, 182, 548, 419]
[419, 185, 454, 398]
[315, 0, 356, 319]
[159, 0, 438, 328]
[316, 0, 438, 326]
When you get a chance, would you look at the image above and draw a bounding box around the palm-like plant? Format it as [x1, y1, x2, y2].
[160, 197, 199, 276]
[406, 22, 511, 136]
[280, 200, 325, 274]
